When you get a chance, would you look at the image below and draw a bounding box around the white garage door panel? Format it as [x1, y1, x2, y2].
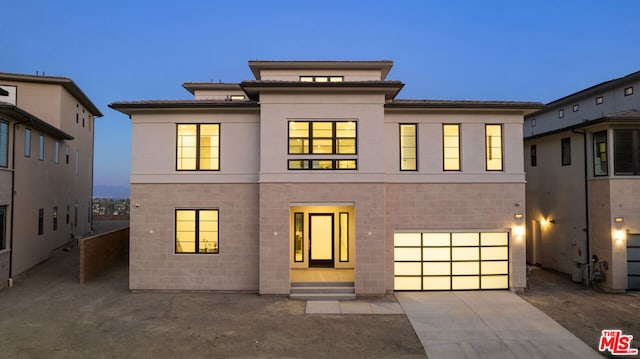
[394, 231, 510, 291]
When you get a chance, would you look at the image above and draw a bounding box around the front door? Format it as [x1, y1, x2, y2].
[309, 214, 334, 267]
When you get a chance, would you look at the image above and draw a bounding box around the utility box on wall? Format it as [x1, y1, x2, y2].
[572, 237, 588, 283]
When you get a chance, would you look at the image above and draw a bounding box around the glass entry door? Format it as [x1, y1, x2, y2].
[309, 214, 334, 267]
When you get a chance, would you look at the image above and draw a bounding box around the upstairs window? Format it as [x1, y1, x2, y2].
[485, 124, 503, 171]
[399, 124, 417, 171]
[300, 76, 343, 83]
[596, 96, 604, 105]
[288, 121, 356, 155]
[593, 131, 608, 176]
[443, 124, 460, 171]
[530, 144, 537, 167]
[54, 142, 60, 164]
[0, 120, 7, 167]
[176, 124, 220, 171]
[614, 129, 640, 175]
[558, 109, 565, 119]
[572, 104, 579, 112]
[25, 128, 31, 157]
[624, 87, 634, 96]
[38, 134, 45, 161]
[561, 138, 571, 166]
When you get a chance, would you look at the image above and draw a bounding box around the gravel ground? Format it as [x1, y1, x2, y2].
[520, 266, 640, 358]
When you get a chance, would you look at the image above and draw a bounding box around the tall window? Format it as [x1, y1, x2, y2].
[54, 142, 60, 164]
[175, 209, 219, 254]
[176, 124, 220, 170]
[25, 128, 31, 157]
[76, 104, 79, 123]
[75, 150, 79, 175]
[66, 205, 70, 224]
[294, 212, 304, 262]
[593, 131, 608, 176]
[485, 125, 503, 171]
[53, 206, 58, 231]
[561, 137, 571, 166]
[399, 124, 417, 171]
[614, 129, 640, 175]
[443, 124, 460, 171]
[0, 120, 8, 167]
[38, 208, 44, 235]
[65, 144, 69, 164]
[287, 120, 357, 170]
[530, 144, 537, 167]
[0, 206, 6, 250]
[82, 109, 85, 127]
[339, 212, 349, 262]
[38, 134, 45, 161]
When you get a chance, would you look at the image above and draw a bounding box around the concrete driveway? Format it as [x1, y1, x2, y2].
[396, 291, 602, 359]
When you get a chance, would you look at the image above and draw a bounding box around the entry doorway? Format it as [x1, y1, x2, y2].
[309, 214, 334, 267]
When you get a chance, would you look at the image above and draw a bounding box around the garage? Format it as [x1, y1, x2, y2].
[394, 232, 509, 290]
[628, 234, 640, 290]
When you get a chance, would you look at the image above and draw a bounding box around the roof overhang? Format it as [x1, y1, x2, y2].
[0, 102, 74, 140]
[525, 110, 640, 140]
[240, 80, 404, 101]
[248, 60, 394, 80]
[0, 72, 103, 117]
[109, 100, 260, 116]
[181, 83, 243, 95]
[386, 99, 543, 115]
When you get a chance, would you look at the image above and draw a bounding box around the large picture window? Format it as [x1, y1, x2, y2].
[177, 124, 220, 171]
[614, 129, 640, 175]
[485, 124, 503, 171]
[175, 209, 219, 254]
[288, 121, 356, 155]
[400, 124, 417, 171]
[443, 124, 460, 171]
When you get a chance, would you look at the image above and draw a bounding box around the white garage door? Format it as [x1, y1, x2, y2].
[394, 232, 509, 290]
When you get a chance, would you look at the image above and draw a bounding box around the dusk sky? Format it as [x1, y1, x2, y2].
[2, 1, 639, 194]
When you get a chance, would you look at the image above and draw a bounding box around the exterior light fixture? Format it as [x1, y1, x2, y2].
[614, 229, 625, 242]
[614, 217, 624, 223]
[513, 225, 525, 240]
[514, 213, 523, 219]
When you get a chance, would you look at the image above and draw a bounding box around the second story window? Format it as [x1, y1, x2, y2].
[54, 142, 60, 164]
[485, 124, 503, 171]
[399, 124, 417, 171]
[25, 128, 31, 157]
[614, 129, 640, 175]
[0, 120, 7, 168]
[561, 137, 571, 166]
[530, 144, 537, 167]
[593, 131, 608, 176]
[288, 121, 356, 155]
[300, 76, 343, 82]
[176, 124, 220, 171]
[38, 134, 45, 161]
[443, 124, 460, 171]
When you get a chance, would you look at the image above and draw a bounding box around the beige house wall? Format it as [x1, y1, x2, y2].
[258, 69, 384, 81]
[130, 183, 259, 291]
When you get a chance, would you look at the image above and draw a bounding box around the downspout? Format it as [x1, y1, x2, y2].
[572, 129, 590, 287]
[8, 121, 23, 287]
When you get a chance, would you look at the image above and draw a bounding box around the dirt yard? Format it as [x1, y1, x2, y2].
[520, 267, 640, 357]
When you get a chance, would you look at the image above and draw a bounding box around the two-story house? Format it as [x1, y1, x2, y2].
[110, 60, 541, 297]
[524, 70, 640, 292]
[0, 72, 101, 289]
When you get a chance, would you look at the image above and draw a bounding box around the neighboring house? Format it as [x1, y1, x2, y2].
[0, 73, 101, 289]
[110, 60, 541, 297]
[524, 70, 640, 292]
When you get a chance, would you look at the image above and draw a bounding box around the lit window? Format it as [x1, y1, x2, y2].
[400, 124, 417, 171]
[561, 137, 571, 166]
[293, 212, 304, 262]
[443, 124, 460, 171]
[0, 120, 8, 167]
[25, 128, 31, 157]
[229, 95, 245, 101]
[287, 120, 357, 170]
[339, 212, 349, 262]
[288, 159, 357, 170]
[596, 96, 604, 105]
[38, 135, 44, 161]
[176, 124, 220, 171]
[624, 87, 633, 96]
[572, 104, 579, 112]
[593, 131, 608, 176]
[558, 109, 564, 119]
[175, 209, 219, 254]
[299, 76, 344, 82]
[485, 124, 503, 171]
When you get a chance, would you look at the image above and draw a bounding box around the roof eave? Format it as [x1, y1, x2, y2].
[0, 103, 74, 140]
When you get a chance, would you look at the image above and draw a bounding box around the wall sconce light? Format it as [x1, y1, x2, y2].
[514, 213, 523, 220]
[513, 225, 525, 240]
[614, 217, 624, 223]
[614, 229, 626, 243]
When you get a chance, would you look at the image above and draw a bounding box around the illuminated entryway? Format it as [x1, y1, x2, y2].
[394, 232, 509, 290]
[290, 205, 355, 279]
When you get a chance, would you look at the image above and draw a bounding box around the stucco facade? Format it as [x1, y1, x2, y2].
[525, 70, 640, 292]
[0, 73, 101, 289]
[112, 60, 540, 295]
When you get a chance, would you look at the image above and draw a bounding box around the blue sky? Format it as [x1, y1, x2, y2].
[2, 0, 639, 190]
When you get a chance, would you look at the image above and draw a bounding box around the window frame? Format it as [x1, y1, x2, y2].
[175, 209, 220, 254]
[613, 128, 640, 175]
[300, 76, 344, 82]
[530, 144, 537, 167]
[399, 123, 417, 171]
[558, 109, 565, 119]
[38, 208, 44, 235]
[53, 206, 58, 231]
[0, 120, 8, 168]
[38, 134, 45, 161]
[287, 120, 357, 155]
[443, 124, 461, 171]
[561, 137, 571, 166]
[596, 96, 604, 105]
[572, 104, 579, 112]
[25, 128, 31, 157]
[0, 206, 6, 250]
[54, 141, 60, 164]
[176, 123, 221, 171]
[624, 86, 634, 96]
[485, 124, 503, 171]
[593, 130, 608, 177]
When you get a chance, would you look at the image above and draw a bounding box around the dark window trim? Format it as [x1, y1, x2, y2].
[0, 120, 8, 168]
[53, 206, 58, 231]
[299, 75, 344, 82]
[399, 123, 418, 171]
[561, 137, 571, 166]
[558, 109, 565, 119]
[287, 159, 358, 170]
[596, 96, 604, 105]
[175, 123, 221, 171]
[175, 208, 220, 254]
[82, 109, 85, 127]
[624, 86, 634, 96]
[293, 212, 304, 262]
[25, 128, 31, 157]
[76, 104, 79, 123]
[485, 124, 503, 171]
[613, 128, 640, 175]
[38, 208, 44, 235]
[443, 123, 461, 171]
[593, 130, 608, 177]
[572, 104, 579, 112]
[66, 205, 70, 224]
[65, 144, 69, 164]
[339, 212, 349, 262]
[0, 206, 6, 250]
[287, 120, 357, 156]
[530, 144, 537, 167]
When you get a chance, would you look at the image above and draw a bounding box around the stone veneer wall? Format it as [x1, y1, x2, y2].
[588, 179, 615, 290]
[259, 183, 386, 295]
[130, 183, 259, 291]
[385, 183, 527, 291]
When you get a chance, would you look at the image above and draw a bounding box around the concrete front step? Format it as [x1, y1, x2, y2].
[290, 282, 355, 301]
